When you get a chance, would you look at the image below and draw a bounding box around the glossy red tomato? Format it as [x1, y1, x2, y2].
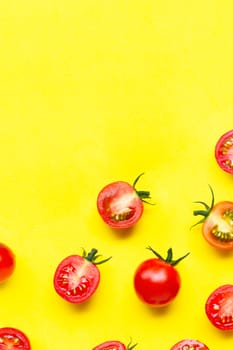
[133, 247, 189, 307]
[0, 327, 31, 349]
[215, 129, 233, 174]
[97, 173, 153, 229]
[0, 243, 15, 282]
[92, 340, 137, 350]
[205, 284, 233, 331]
[192, 186, 233, 250]
[170, 339, 209, 350]
[53, 248, 111, 304]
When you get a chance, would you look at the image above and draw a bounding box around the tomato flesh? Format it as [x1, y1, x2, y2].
[0, 327, 31, 349]
[0, 243, 15, 282]
[134, 258, 181, 306]
[170, 339, 209, 350]
[215, 129, 233, 174]
[205, 284, 233, 330]
[202, 202, 233, 250]
[54, 255, 100, 303]
[97, 181, 143, 229]
[92, 341, 126, 350]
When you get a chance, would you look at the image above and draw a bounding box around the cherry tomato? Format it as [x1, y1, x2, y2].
[215, 129, 233, 174]
[0, 243, 15, 282]
[192, 185, 233, 250]
[97, 173, 153, 229]
[0, 327, 31, 349]
[53, 248, 111, 304]
[205, 284, 233, 331]
[92, 340, 137, 350]
[170, 339, 209, 350]
[133, 247, 189, 307]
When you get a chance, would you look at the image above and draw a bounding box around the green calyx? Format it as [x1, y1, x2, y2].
[82, 248, 112, 265]
[132, 173, 155, 205]
[126, 339, 138, 350]
[147, 246, 190, 266]
[192, 184, 215, 228]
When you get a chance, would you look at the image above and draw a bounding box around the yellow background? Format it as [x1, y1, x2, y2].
[0, 1, 233, 349]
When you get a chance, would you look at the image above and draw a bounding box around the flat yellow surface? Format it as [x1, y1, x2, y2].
[0, 1, 233, 349]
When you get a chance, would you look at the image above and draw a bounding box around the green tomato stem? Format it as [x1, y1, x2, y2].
[82, 248, 112, 265]
[146, 246, 190, 266]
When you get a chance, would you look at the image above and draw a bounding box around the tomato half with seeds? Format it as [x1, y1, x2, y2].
[192, 186, 233, 250]
[133, 247, 189, 307]
[97, 173, 153, 229]
[0, 243, 15, 282]
[0, 327, 31, 349]
[215, 129, 233, 174]
[92, 340, 137, 350]
[170, 339, 209, 350]
[53, 248, 111, 304]
[205, 284, 233, 331]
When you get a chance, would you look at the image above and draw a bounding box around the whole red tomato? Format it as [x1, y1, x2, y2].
[53, 248, 111, 304]
[215, 129, 233, 174]
[170, 339, 209, 350]
[0, 243, 15, 282]
[192, 185, 233, 250]
[205, 284, 233, 331]
[133, 246, 189, 307]
[92, 340, 137, 350]
[97, 173, 153, 229]
[0, 327, 31, 349]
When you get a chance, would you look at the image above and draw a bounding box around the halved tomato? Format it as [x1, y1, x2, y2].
[92, 341, 127, 350]
[92, 340, 137, 350]
[192, 186, 233, 250]
[0, 327, 31, 349]
[202, 201, 233, 250]
[53, 248, 111, 304]
[215, 129, 233, 174]
[97, 173, 153, 229]
[170, 339, 209, 349]
[205, 284, 233, 331]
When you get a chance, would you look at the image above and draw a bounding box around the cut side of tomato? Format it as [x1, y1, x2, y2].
[97, 174, 153, 229]
[170, 339, 209, 349]
[97, 181, 143, 229]
[0, 327, 31, 349]
[192, 186, 233, 250]
[92, 341, 127, 350]
[202, 202, 233, 250]
[215, 129, 233, 174]
[54, 254, 100, 304]
[205, 284, 233, 331]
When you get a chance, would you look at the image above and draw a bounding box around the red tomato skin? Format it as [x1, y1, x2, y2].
[53, 255, 100, 304]
[92, 340, 127, 350]
[0, 327, 31, 349]
[0, 243, 15, 282]
[170, 339, 209, 350]
[215, 129, 233, 174]
[97, 181, 143, 229]
[202, 201, 233, 251]
[205, 284, 233, 331]
[134, 258, 181, 306]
